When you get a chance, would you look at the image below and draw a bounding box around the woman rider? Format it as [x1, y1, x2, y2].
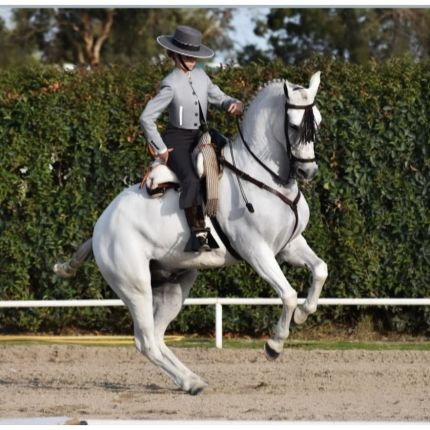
[140, 25, 243, 252]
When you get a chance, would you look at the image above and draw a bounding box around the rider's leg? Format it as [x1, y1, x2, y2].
[184, 205, 210, 252]
[163, 127, 209, 252]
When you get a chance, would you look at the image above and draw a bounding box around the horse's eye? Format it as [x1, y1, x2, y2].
[289, 124, 299, 131]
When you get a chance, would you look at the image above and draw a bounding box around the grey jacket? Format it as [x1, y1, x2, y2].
[140, 67, 238, 154]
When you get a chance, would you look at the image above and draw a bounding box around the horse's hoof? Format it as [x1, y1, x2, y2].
[53, 263, 76, 278]
[264, 341, 281, 361]
[188, 380, 208, 396]
[188, 384, 206, 396]
[293, 306, 308, 325]
[184, 376, 208, 395]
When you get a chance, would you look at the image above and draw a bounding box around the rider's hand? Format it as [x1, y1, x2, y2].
[227, 101, 244, 116]
[158, 149, 171, 164]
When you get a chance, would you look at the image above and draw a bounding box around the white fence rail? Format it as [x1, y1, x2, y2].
[1, 298, 429, 348]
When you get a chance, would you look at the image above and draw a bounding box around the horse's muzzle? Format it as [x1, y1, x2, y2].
[295, 162, 318, 180]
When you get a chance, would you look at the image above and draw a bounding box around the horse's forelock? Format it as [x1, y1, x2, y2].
[299, 106, 317, 145]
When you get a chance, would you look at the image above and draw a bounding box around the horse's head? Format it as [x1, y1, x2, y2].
[282, 71, 322, 181]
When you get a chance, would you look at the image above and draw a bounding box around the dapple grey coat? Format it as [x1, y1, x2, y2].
[140, 67, 238, 154]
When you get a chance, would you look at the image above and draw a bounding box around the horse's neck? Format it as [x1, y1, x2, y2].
[230, 89, 290, 186]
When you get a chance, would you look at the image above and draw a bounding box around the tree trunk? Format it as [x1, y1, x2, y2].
[77, 9, 114, 66]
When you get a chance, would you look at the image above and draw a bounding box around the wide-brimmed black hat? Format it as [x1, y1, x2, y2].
[157, 25, 214, 59]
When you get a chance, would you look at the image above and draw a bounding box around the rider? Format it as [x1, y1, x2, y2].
[140, 25, 244, 252]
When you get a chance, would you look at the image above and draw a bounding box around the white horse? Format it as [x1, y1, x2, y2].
[54, 71, 328, 395]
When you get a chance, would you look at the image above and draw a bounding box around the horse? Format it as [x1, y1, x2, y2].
[54, 71, 328, 395]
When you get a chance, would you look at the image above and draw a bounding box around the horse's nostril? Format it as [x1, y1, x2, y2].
[297, 168, 306, 178]
[296, 164, 318, 179]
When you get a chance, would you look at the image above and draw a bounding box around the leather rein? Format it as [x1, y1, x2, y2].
[220, 92, 317, 246]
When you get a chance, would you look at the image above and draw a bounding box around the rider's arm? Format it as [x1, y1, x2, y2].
[140, 84, 174, 155]
[206, 73, 241, 112]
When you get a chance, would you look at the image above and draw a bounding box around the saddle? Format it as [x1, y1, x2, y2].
[142, 129, 228, 217]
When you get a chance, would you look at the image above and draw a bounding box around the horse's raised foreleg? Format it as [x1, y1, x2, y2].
[246, 245, 298, 360]
[152, 269, 208, 394]
[278, 234, 328, 325]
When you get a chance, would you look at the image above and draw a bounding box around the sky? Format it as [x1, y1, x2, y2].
[225, 7, 270, 61]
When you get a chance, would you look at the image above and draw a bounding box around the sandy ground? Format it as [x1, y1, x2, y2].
[0, 345, 429, 421]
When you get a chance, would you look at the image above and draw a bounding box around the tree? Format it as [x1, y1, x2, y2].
[9, 8, 234, 67]
[249, 8, 430, 65]
[0, 14, 38, 68]
[236, 44, 269, 65]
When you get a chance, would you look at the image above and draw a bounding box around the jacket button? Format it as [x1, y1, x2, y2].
[194, 101, 198, 105]
[195, 113, 198, 116]
[194, 123, 198, 126]
[192, 92, 196, 95]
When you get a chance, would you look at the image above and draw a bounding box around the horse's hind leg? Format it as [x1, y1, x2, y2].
[278, 234, 328, 325]
[109, 265, 203, 395]
[53, 238, 93, 278]
[152, 269, 208, 394]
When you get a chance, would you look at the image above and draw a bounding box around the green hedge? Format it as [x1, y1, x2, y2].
[0, 58, 429, 336]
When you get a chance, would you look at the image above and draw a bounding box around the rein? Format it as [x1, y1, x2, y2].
[220, 157, 301, 245]
[236, 118, 289, 186]
[226, 87, 317, 245]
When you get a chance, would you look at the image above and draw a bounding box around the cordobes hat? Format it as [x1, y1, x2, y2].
[157, 25, 214, 59]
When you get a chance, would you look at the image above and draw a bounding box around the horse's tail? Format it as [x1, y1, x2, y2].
[53, 238, 93, 278]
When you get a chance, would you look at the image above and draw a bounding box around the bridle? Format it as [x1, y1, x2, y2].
[235, 84, 318, 186]
[283, 83, 317, 168]
[219, 83, 319, 247]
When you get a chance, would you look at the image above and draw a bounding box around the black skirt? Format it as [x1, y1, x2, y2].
[162, 125, 202, 209]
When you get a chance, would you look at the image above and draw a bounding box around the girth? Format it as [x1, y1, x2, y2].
[220, 158, 302, 246]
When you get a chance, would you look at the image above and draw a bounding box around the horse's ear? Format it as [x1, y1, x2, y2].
[309, 71, 321, 97]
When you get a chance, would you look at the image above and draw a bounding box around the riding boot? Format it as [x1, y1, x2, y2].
[184, 205, 211, 253]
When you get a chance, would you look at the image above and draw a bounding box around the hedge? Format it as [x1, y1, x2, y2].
[0, 58, 429, 336]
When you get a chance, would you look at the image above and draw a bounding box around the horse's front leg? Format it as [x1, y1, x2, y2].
[247, 245, 298, 360]
[278, 234, 328, 325]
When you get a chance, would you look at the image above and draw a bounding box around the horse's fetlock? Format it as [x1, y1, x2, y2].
[267, 338, 284, 354]
[304, 302, 317, 315]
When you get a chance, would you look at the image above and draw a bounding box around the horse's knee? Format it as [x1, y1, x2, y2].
[283, 291, 298, 309]
[315, 261, 328, 283]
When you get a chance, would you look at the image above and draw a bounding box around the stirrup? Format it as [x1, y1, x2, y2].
[184, 228, 213, 253]
[195, 231, 211, 252]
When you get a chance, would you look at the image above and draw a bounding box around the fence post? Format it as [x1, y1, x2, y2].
[215, 302, 223, 349]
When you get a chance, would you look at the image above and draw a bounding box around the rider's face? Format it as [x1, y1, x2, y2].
[177, 55, 197, 71]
